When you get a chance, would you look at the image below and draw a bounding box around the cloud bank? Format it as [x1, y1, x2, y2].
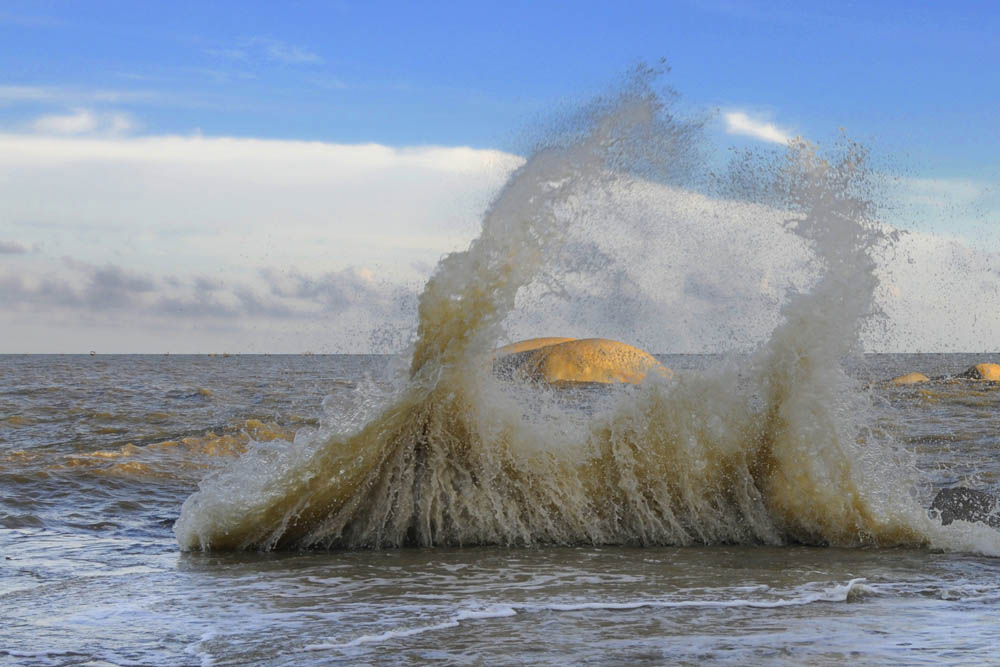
[533, 179, 1000, 353]
[0, 131, 997, 353]
[0, 240, 27, 254]
[0, 133, 521, 352]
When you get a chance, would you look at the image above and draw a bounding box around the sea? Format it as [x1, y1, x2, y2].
[4, 75, 1000, 665]
[2, 353, 1000, 665]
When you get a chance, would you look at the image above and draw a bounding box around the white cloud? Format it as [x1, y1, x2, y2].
[723, 110, 792, 144]
[876, 229, 1000, 351]
[0, 130, 996, 354]
[0, 134, 522, 352]
[501, 176, 1000, 354]
[30, 108, 137, 136]
[32, 108, 97, 134]
[107, 112, 136, 134]
[0, 240, 28, 254]
[502, 176, 824, 353]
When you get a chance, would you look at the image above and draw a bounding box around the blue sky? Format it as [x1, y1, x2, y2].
[2, 0, 997, 172]
[0, 1, 998, 352]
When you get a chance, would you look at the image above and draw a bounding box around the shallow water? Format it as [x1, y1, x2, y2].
[2, 353, 1000, 665]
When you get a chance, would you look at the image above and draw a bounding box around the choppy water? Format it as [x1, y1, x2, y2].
[2, 353, 1000, 665]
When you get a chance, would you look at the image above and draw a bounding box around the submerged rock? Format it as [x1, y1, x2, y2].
[957, 363, 1000, 381]
[930, 487, 1000, 528]
[493, 337, 671, 384]
[891, 372, 929, 385]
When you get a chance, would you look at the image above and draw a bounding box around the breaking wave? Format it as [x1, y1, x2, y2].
[174, 71, 1000, 554]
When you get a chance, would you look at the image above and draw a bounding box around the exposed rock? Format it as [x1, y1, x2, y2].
[891, 372, 929, 385]
[930, 487, 1000, 528]
[493, 337, 576, 357]
[494, 337, 671, 385]
[957, 363, 1000, 381]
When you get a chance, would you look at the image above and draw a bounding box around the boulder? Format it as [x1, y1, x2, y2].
[494, 337, 671, 384]
[891, 372, 929, 385]
[491, 338, 576, 380]
[493, 337, 576, 357]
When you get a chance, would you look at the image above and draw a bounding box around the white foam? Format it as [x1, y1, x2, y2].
[304, 605, 518, 650]
[183, 630, 217, 667]
[305, 580, 865, 652]
[528, 578, 868, 612]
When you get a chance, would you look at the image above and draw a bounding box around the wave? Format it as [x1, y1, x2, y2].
[174, 71, 1000, 555]
[303, 578, 869, 651]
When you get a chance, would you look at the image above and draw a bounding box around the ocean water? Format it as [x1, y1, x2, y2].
[2, 353, 1000, 665]
[5, 75, 1000, 664]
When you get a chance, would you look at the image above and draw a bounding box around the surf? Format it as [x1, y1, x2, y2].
[174, 71, 1000, 554]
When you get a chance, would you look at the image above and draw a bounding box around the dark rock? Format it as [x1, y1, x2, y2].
[956, 363, 1000, 381]
[930, 487, 1000, 528]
